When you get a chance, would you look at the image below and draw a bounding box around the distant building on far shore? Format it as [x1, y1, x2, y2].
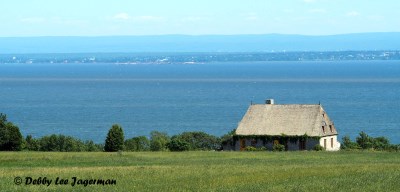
[226, 99, 340, 151]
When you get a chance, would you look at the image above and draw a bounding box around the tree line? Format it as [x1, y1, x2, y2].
[341, 131, 399, 151]
[0, 113, 399, 152]
[0, 113, 224, 152]
[85, 124, 224, 152]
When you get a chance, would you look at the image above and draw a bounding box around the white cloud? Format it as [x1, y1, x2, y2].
[181, 16, 207, 22]
[243, 12, 259, 21]
[346, 11, 360, 17]
[291, 16, 310, 22]
[245, 16, 259, 21]
[309, 9, 326, 13]
[113, 13, 130, 20]
[133, 16, 163, 21]
[283, 9, 294, 13]
[20, 17, 46, 23]
[368, 15, 384, 21]
[113, 13, 163, 22]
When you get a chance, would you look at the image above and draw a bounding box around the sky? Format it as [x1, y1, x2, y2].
[0, 0, 399, 37]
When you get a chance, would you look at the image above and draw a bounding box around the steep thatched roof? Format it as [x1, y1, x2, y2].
[235, 104, 337, 137]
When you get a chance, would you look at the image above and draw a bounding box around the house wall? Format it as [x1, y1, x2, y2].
[222, 143, 235, 151]
[286, 138, 320, 150]
[232, 137, 327, 151]
[233, 138, 263, 151]
[306, 139, 320, 150]
[319, 135, 341, 151]
[234, 139, 240, 150]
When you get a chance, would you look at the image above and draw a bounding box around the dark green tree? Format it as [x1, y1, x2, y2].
[25, 135, 40, 151]
[167, 137, 190, 151]
[39, 134, 58, 151]
[372, 136, 390, 150]
[0, 113, 23, 151]
[356, 131, 373, 149]
[85, 140, 103, 152]
[125, 136, 150, 151]
[341, 135, 360, 150]
[104, 124, 125, 152]
[0, 113, 6, 127]
[150, 131, 170, 151]
[38, 134, 85, 152]
[172, 131, 221, 150]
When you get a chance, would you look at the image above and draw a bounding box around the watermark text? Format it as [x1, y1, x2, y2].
[14, 176, 117, 187]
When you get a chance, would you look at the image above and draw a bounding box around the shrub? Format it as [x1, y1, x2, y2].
[84, 140, 103, 152]
[258, 146, 267, 151]
[372, 136, 390, 150]
[0, 113, 23, 151]
[24, 135, 40, 151]
[173, 131, 221, 150]
[356, 131, 374, 149]
[23, 134, 100, 152]
[220, 129, 236, 150]
[244, 146, 257, 151]
[354, 132, 392, 151]
[341, 133, 395, 151]
[167, 138, 190, 151]
[313, 144, 325, 151]
[341, 136, 360, 150]
[273, 144, 285, 152]
[38, 134, 86, 152]
[388, 144, 400, 152]
[125, 136, 150, 151]
[39, 134, 58, 151]
[150, 131, 170, 151]
[104, 124, 125, 152]
[243, 146, 267, 151]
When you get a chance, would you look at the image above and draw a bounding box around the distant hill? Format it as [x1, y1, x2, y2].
[0, 33, 399, 54]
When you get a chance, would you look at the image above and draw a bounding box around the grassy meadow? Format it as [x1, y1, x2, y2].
[0, 151, 399, 191]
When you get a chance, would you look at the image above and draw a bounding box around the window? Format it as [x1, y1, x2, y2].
[329, 125, 333, 132]
[324, 139, 327, 149]
[322, 126, 325, 133]
[251, 139, 257, 147]
[331, 138, 334, 148]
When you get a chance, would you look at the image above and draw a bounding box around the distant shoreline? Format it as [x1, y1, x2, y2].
[1, 51, 400, 64]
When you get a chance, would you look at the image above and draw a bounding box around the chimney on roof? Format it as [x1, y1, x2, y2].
[266, 99, 274, 105]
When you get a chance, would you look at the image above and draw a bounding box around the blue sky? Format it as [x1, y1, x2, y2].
[0, 0, 398, 37]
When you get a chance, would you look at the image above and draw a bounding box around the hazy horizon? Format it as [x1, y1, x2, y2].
[1, 0, 399, 37]
[1, 31, 399, 38]
[1, 33, 399, 53]
[1, 1, 399, 52]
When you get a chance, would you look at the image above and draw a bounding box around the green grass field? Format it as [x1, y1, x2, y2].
[0, 151, 399, 191]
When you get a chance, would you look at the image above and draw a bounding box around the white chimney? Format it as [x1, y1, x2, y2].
[266, 99, 274, 105]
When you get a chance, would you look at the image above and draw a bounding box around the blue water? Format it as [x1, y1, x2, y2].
[1, 61, 399, 143]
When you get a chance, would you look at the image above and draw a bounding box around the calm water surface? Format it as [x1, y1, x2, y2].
[0, 61, 399, 143]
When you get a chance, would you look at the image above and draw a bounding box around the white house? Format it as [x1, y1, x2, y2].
[232, 99, 340, 151]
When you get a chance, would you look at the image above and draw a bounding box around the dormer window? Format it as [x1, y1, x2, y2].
[322, 126, 325, 133]
[329, 125, 333, 132]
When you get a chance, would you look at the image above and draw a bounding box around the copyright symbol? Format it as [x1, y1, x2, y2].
[14, 177, 22, 185]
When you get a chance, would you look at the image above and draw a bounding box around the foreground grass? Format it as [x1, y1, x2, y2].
[0, 151, 399, 191]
